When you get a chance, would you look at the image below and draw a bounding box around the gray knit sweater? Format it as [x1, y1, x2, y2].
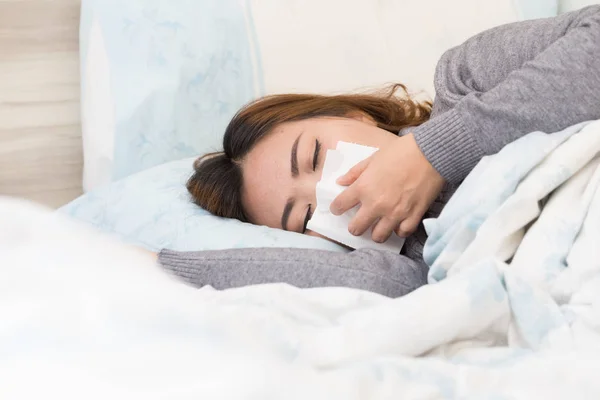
[159, 6, 600, 297]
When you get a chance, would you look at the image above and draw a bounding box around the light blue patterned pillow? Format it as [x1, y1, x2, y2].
[59, 158, 347, 253]
[80, 0, 258, 190]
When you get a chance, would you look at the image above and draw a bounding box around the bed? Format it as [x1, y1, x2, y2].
[2, 1, 600, 399]
[3, 116, 600, 399]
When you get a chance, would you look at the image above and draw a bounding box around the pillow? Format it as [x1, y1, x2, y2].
[79, 0, 257, 191]
[80, 0, 529, 191]
[59, 158, 347, 253]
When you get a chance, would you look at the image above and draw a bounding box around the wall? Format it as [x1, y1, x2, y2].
[0, 0, 82, 208]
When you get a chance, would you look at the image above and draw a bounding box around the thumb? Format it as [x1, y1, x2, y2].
[336, 157, 371, 186]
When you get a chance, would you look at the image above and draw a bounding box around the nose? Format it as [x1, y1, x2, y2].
[297, 171, 321, 208]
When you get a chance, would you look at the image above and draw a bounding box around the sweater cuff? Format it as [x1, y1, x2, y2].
[158, 249, 201, 277]
[411, 109, 484, 185]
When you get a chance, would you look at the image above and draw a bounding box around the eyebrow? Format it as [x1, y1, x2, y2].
[281, 198, 294, 231]
[290, 133, 302, 177]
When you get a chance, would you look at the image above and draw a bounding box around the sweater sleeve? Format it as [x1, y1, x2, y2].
[158, 247, 428, 298]
[413, 5, 600, 185]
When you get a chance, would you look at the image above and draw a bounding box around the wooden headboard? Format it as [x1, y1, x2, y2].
[0, 0, 82, 208]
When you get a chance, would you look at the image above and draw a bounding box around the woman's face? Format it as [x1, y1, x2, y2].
[241, 115, 399, 235]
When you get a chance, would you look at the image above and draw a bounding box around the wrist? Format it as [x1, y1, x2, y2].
[411, 109, 483, 185]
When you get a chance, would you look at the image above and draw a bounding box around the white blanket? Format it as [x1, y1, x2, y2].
[2, 120, 600, 399]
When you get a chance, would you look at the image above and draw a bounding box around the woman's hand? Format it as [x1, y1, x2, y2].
[330, 133, 445, 242]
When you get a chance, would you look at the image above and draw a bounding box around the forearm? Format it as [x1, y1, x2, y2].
[415, 6, 600, 185]
[158, 247, 428, 298]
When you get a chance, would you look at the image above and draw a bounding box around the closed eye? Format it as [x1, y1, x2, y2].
[312, 139, 321, 171]
[302, 204, 313, 233]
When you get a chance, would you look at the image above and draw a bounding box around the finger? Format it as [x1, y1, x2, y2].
[336, 157, 370, 186]
[371, 217, 399, 243]
[395, 217, 420, 237]
[347, 206, 379, 237]
[330, 185, 361, 216]
[394, 202, 430, 237]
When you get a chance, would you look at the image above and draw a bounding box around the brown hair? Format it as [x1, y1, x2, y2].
[187, 84, 432, 223]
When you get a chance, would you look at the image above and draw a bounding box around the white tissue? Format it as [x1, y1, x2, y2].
[307, 142, 405, 252]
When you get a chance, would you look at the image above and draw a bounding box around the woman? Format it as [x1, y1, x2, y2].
[159, 6, 600, 298]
